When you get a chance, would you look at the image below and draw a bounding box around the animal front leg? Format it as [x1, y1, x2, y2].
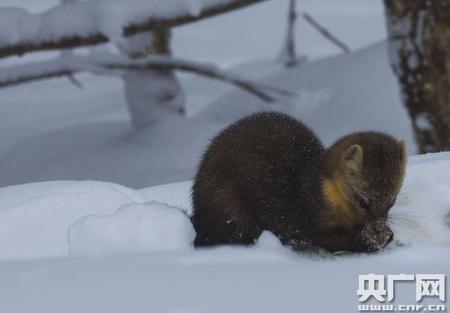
[308, 227, 360, 253]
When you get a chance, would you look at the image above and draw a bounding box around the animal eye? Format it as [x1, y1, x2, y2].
[359, 199, 370, 209]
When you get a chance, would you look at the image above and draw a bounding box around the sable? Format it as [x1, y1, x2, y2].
[191, 112, 407, 252]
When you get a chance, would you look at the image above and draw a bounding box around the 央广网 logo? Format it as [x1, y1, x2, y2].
[357, 274, 446, 312]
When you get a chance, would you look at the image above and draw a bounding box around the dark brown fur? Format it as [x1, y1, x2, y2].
[191, 112, 407, 252]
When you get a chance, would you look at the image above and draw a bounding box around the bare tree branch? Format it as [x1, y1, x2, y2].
[0, 0, 267, 59]
[280, 0, 298, 67]
[0, 55, 294, 102]
[302, 12, 351, 54]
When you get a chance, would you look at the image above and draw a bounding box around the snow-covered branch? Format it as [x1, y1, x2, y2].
[0, 54, 292, 102]
[0, 0, 267, 59]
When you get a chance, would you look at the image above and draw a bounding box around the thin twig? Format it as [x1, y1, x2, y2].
[253, 81, 299, 97]
[302, 12, 351, 54]
[66, 74, 83, 89]
[283, 0, 298, 67]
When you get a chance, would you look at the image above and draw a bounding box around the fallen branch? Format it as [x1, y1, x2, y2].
[0, 55, 294, 102]
[0, 0, 267, 59]
[302, 12, 351, 54]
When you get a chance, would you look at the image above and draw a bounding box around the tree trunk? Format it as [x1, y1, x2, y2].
[384, 0, 450, 153]
[123, 30, 185, 130]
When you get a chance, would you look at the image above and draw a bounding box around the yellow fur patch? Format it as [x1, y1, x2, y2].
[322, 178, 355, 223]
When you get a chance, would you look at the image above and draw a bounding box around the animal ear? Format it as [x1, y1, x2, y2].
[341, 144, 363, 175]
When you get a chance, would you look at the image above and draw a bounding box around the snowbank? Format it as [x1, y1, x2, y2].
[69, 201, 195, 257]
[0, 153, 449, 262]
[0, 181, 143, 260]
[199, 42, 414, 152]
[0, 180, 198, 261]
[139, 180, 193, 215]
[390, 152, 450, 245]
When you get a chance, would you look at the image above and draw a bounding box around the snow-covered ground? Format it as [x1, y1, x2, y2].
[0, 153, 449, 312]
[0, 0, 396, 188]
[0, 41, 413, 188]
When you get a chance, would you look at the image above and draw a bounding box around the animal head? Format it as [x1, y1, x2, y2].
[322, 132, 407, 226]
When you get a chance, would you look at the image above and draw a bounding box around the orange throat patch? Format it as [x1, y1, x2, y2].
[322, 179, 357, 225]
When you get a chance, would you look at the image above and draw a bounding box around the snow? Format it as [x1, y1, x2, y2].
[0, 180, 197, 261]
[0, 246, 448, 313]
[0, 153, 448, 263]
[0, 41, 413, 189]
[0, 154, 448, 312]
[0, 0, 395, 189]
[198, 41, 414, 150]
[0, 0, 387, 66]
[0, 8, 42, 46]
[416, 112, 433, 130]
[185, 0, 203, 17]
[0, 180, 143, 260]
[139, 181, 193, 215]
[69, 201, 195, 257]
[389, 154, 450, 246]
[0, 0, 244, 46]
[255, 230, 285, 250]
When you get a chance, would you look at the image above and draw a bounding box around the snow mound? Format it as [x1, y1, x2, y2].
[0, 181, 143, 260]
[139, 180, 193, 215]
[68, 201, 195, 257]
[256, 231, 284, 250]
